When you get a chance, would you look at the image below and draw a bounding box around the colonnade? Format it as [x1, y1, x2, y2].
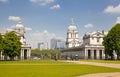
[20, 48, 31, 60]
[85, 49, 105, 59]
[0, 48, 31, 60]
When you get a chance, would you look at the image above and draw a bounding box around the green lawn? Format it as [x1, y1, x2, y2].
[80, 60, 120, 64]
[0, 60, 120, 77]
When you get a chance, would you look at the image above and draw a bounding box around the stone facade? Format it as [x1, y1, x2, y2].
[61, 20, 108, 60]
[66, 19, 80, 48]
[0, 20, 31, 60]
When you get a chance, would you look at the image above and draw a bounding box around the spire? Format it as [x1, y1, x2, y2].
[70, 18, 75, 26]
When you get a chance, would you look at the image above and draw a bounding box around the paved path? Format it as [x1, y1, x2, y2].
[78, 72, 120, 77]
[65, 60, 120, 77]
[66, 60, 120, 69]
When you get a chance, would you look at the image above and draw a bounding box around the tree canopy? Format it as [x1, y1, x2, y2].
[103, 23, 120, 59]
[0, 33, 3, 51]
[31, 49, 60, 60]
[3, 31, 22, 60]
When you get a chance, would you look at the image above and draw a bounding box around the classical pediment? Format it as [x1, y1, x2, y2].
[91, 31, 104, 37]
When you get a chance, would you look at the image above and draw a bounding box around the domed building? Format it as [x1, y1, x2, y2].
[61, 19, 108, 60]
[66, 19, 80, 48]
[0, 20, 31, 60]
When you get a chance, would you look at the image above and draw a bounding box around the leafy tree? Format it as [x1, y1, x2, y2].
[103, 24, 120, 60]
[3, 31, 21, 60]
[103, 35, 114, 59]
[31, 49, 60, 60]
[0, 33, 3, 60]
[31, 48, 41, 57]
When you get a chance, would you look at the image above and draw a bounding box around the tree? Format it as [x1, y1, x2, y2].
[0, 33, 3, 60]
[3, 31, 21, 60]
[103, 35, 114, 59]
[50, 50, 60, 60]
[103, 24, 120, 60]
[31, 49, 61, 60]
[31, 48, 41, 57]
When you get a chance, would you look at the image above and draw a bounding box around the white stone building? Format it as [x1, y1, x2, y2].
[61, 19, 108, 60]
[66, 19, 80, 48]
[0, 20, 31, 60]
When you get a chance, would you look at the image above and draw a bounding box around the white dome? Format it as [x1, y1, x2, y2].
[68, 25, 77, 31]
[68, 18, 77, 31]
[85, 32, 91, 36]
[16, 21, 24, 28]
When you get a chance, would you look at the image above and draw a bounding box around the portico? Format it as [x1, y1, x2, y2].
[20, 45, 31, 60]
[84, 45, 105, 59]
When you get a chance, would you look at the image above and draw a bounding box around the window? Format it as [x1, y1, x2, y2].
[92, 37, 94, 40]
[97, 38, 100, 42]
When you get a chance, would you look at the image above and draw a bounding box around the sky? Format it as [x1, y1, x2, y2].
[0, 0, 120, 48]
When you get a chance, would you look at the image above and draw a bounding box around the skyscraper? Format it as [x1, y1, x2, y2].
[50, 38, 65, 50]
[38, 42, 48, 50]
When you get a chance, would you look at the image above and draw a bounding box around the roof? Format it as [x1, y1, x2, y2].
[68, 18, 77, 31]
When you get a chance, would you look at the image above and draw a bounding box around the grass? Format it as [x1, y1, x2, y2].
[0, 60, 120, 77]
[80, 60, 120, 64]
[0, 60, 70, 65]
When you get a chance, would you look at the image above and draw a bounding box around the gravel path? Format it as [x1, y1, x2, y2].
[66, 60, 120, 69]
[65, 60, 120, 77]
[78, 72, 120, 77]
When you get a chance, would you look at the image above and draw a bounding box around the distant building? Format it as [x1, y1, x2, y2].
[50, 38, 65, 50]
[0, 20, 31, 60]
[38, 42, 43, 50]
[50, 38, 57, 50]
[61, 19, 108, 60]
[38, 42, 48, 50]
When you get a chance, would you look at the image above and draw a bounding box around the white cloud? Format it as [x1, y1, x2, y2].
[116, 17, 120, 24]
[104, 4, 120, 14]
[8, 16, 21, 22]
[0, 0, 8, 3]
[27, 30, 65, 48]
[50, 4, 60, 9]
[25, 27, 32, 31]
[84, 24, 93, 28]
[30, 0, 54, 6]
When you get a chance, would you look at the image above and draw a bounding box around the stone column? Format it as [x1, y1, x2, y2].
[91, 50, 94, 59]
[29, 49, 31, 59]
[1, 52, 4, 60]
[20, 49, 22, 60]
[84, 48, 88, 59]
[21, 49, 24, 60]
[27, 49, 31, 60]
[96, 50, 100, 59]
[0, 51, 4, 60]
[102, 50, 105, 59]
[27, 49, 30, 60]
[26, 49, 28, 59]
